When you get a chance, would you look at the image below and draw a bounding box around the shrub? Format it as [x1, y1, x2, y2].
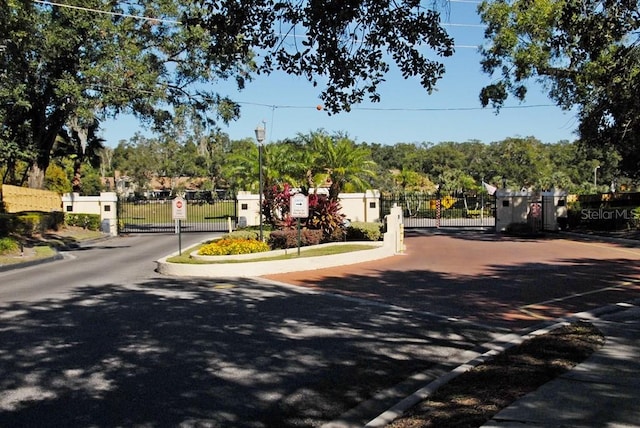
[346, 221, 383, 241]
[631, 206, 640, 229]
[307, 194, 346, 242]
[0, 237, 19, 254]
[268, 229, 323, 249]
[198, 238, 270, 256]
[65, 213, 101, 230]
[0, 213, 11, 237]
[15, 213, 42, 236]
[223, 229, 271, 241]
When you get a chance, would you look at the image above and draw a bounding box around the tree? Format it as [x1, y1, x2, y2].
[2, 0, 455, 189]
[52, 118, 105, 194]
[307, 133, 377, 200]
[477, 0, 640, 178]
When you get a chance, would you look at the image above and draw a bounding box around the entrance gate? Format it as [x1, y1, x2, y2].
[380, 192, 496, 228]
[117, 197, 237, 233]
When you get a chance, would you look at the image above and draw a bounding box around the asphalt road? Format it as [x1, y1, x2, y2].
[0, 232, 497, 427]
[2, 230, 639, 427]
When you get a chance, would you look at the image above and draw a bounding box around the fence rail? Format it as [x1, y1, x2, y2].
[380, 193, 496, 228]
[117, 198, 237, 233]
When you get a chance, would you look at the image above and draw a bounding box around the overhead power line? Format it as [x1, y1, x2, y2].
[236, 101, 558, 112]
[33, 0, 183, 25]
[33, 1, 485, 30]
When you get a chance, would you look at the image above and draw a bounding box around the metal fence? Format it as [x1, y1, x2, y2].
[380, 192, 496, 228]
[117, 197, 237, 233]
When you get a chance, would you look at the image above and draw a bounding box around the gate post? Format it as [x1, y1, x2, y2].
[435, 187, 442, 228]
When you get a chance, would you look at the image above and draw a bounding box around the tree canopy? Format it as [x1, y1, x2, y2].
[1, 0, 454, 188]
[477, 0, 640, 178]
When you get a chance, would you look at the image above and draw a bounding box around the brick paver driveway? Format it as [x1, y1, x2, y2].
[265, 230, 640, 330]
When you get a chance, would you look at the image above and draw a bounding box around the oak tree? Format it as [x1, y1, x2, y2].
[478, 0, 640, 177]
[1, 0, 454, 188]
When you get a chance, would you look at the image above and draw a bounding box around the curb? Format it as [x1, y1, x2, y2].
[560, 231, 640, 247]
[346, 300, 640, 427]
[0, 234, 112, 273]
[157, 241, 398, 277]
[0, 251, 64, 273]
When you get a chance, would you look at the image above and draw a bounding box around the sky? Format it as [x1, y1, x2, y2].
[101, 1, 580, 148]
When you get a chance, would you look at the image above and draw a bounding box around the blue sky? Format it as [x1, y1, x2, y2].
[101, 1, 579, 147]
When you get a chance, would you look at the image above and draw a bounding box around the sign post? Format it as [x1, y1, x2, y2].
[172, 196, 187, 255]
[290, 193, 309, 256]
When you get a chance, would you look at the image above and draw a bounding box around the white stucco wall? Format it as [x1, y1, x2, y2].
[61, 192, 118, 236]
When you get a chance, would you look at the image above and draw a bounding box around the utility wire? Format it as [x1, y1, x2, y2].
[237, 101, 558, 112]
[33, 0, 183, 25]
[32, 1, 485, 29]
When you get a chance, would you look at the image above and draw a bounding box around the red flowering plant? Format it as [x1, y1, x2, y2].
[263, 184, 346, 242]
[263, 183, 295, 230]
[307, 193, 346, 242]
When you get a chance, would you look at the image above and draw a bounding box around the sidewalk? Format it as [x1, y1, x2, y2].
[482, 301, 640, 428]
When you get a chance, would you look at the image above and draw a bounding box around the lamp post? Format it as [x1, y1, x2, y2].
[594, 165, 600, 190]
[254, 123, 266, 241]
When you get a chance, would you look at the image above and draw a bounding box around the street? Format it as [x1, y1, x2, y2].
[0, 233, 496, 427]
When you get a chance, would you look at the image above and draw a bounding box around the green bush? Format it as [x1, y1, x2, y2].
[15, 213, 42, 236]
[223, 229, 271, 241]
[0, 213, 11, 237]
[0, 237, 19, 254]
[268, 229, 323, 249]
[65, 213, 101, 230]
[198, 238, 270, 256]
[346, 221, 383, 241]
[631, 206, 640, 229]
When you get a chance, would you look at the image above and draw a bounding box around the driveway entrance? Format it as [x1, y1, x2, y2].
[265, 230, 640, 330]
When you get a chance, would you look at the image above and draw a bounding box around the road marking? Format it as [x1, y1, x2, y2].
[518, 278, 640, 318]
[213, 283, 236, 289]
[568, 238, 640, 256]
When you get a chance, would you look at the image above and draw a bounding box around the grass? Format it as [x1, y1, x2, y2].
[166, 243, 379, 263]
[0, 245, 57, 265]
[387, 321, 605, 428]
[0, 226, 106, 267]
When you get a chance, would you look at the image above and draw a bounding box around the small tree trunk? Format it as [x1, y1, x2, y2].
[72, 158, 82, 193]
[27, 163, 46, 189]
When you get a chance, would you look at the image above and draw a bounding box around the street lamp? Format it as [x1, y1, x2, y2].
[594, 165, 600, 190]
[254, 123, 266, 241]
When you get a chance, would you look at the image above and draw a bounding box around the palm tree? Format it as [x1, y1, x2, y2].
[52, 117, 105, 194]
[310, 133, 377, 201]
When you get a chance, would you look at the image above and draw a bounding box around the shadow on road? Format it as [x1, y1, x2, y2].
[2, 231, 640, 427]
[0, 277, 491, 427]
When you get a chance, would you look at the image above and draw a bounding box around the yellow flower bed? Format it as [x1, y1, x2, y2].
[198, 238, 270, 256]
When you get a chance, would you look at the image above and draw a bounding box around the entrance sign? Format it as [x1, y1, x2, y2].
[290, 193, 309, 218]
[172, 196, 187, 220]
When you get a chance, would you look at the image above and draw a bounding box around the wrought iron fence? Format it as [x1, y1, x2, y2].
[380, 192, 496, 228]
[117, 197, 237, 233]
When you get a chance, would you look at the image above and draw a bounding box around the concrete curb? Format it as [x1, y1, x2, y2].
[156, 241, 398, 277]
[0, 252, 64, 273]
[0, 234, 112, 273]
[353, 301, 640, 428]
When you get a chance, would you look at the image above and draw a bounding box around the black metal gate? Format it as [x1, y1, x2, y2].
[117, 197, 237, 233]
[380, 192, 496, 228]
